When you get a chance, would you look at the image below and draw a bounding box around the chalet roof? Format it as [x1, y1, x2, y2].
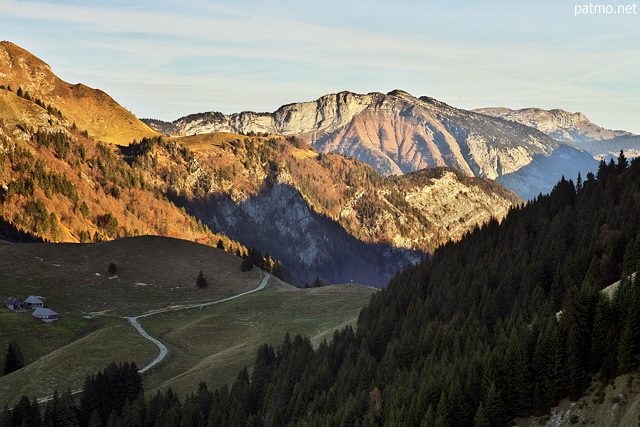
[4, 297, 23, 305]
[25, 295, 44, 304]
[32, 307, 58, 317]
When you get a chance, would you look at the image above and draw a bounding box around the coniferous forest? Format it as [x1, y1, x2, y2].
[3, 153, 640, 426]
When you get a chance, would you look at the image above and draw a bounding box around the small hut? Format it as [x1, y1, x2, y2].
[4, 297, 25, 311]
[24, 296, 44, 308]
[32, 307, 59, 322]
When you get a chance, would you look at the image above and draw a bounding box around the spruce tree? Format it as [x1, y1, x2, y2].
[196, 270, 208, 288]
[473, 402, 491, 427]
[313, 276, 323, 288]
[241, 256, 254, 272]
[484, 383, 507, 427]
[3, 342, 23, 375]
[617, 321, 637, 375]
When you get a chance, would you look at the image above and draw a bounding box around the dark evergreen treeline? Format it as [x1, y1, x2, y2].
[239, 246, 286, 280]
[4, 154, 640, 426]
[195, 152, 640, 426]
[1, 362, 142, 427]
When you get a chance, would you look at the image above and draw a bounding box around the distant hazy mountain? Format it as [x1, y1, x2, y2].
[474, 107, 640, 160]
[145, 90, 598, 200]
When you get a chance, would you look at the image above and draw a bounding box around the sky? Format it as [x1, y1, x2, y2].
[1, 0, 639, 133]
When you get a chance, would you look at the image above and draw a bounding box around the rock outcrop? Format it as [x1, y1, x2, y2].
[473, 107, 632, 143]
[146, 90, 599, 199]
[474, 106, 640, 161]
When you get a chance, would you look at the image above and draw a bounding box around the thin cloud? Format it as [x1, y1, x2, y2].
[2, 0, 638, 132]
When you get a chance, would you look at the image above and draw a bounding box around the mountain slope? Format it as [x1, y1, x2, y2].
[180, 153, 640, 427]
[474, 106, 640, 160]
[0, 236, 376, 405]
[0, 41, 158, 145]
[145, 90, 599, 199]
[0, 43, 520, 287]
[123, 133, 520, 285]
[0, 236, 262, 315]
[0, 85, 259, 268]
[473, 107, 632, 143]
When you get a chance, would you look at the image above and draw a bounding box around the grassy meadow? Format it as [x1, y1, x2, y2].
[0, 237, 376, 406]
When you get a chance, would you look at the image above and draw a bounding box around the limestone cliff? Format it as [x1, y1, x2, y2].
[146, 90, 598, 199]
[474, 106, 640, 160]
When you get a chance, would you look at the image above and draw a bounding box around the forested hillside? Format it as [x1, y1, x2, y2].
[204, 153, 640, 426]
[119, 134, 518, 285]
[0, 86, 283, 274]
[197, 153, 639, 426]
[8, 158, 638, 426]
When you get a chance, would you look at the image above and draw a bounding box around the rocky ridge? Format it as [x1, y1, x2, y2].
[474, 106, 640, 160]
[473, 107, 632, 143]
[127, 134, 520, 284]
[145, 90, 599, 199]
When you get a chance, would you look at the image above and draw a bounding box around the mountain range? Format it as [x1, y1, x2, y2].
[144, 90, 605, 201]
[2, 40, 640, 427]
[0, 41, 519, 286]
[0, 40, 636, 284]
[474, 106, 640, 160]
[120, 134, 519, 286]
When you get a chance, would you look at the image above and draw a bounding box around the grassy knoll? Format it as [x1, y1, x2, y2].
[174, 132, 250, 150]
[0, 236, 259, 405]
[137, 281, 376, 398]
[0, 236, 261, 316]
[0, 237, 376, 406]
[0, 316, 155, 405]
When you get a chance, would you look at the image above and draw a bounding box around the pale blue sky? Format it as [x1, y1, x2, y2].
[1, 0, 639, 133]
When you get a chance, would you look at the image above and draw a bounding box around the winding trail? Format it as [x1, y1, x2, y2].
[125, 273, 271, 373]
[28, 274, 270, 406]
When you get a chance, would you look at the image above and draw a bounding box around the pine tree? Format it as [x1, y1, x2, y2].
[88, 409, 102, 427]
[241, 256, 254, 272]
[196, 270, 208, 288]
[59, 389, 79, 427]
[473, 402, 491, 427]
[588, 295, 614, 373]
[617, 150, 628, 172]
[11, 396, 41, 427]
[617, 320, 637, 375]
[483, 383, 507, 427]
[1, 404, 11, 427]
[3, 342, 24, 375]
[434, 390, 451, 427]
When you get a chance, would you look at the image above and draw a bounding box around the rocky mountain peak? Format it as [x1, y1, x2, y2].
[143, 90, 601, 199]
[386, 89, 415, 99]
[473, 106, 633, 143]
